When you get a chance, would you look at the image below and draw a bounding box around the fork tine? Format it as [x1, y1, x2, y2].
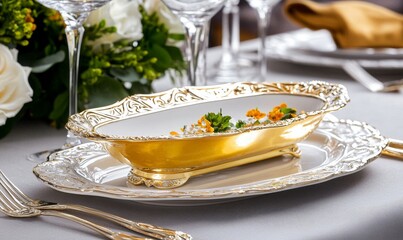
[0, 188, 18, 212]
[0, 173, 150, 240]
[0, 198, 10, 216]
[0, 170, 32, 204]
[0, 202, 6, 213]
[0, 171, 191, 239]
[0, 172, 34, 213]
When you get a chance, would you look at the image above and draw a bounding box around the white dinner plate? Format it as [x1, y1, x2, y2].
[260, 29, 403, 69]
[33, 118, 388, 206]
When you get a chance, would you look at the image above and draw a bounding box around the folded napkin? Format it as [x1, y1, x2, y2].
[284, 0, 403, 48]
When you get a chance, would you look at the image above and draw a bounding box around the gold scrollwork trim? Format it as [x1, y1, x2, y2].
[66, 81, 349, 141]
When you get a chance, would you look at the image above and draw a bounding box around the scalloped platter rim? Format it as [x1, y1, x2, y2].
[33, 118, 388, 205]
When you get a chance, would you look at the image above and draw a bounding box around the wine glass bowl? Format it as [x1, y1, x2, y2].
[161, 0, 226, 86]
[162, 0, 225, 22]
[36, 0, 110, 13]
[246, 0, 279, 11]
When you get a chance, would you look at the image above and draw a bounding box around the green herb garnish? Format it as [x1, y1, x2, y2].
[235, 120, 246, 128]
[204, 109, 232, 133]
[280, 107, 297, 120]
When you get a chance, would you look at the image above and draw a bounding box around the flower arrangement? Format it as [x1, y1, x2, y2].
[0, 0, 185, 138]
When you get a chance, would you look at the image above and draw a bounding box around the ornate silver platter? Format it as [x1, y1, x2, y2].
[263, 29, 403, 69]
[66, 81, 349, 188]
[33, 118, 388, 205]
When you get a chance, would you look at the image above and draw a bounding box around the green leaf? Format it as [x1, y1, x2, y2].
[168, 33, 185, 41]
[28, 74, 52, 118]
[165, 45, 184, 62]
[129, 79, 153, 94]
[86, 76, 128, 109]
[49, 91, 69, 120]
[204, 110, 232, 133]
[280, 107, 296, 114]
[236, 120, 246, 128]
[28, 74, 42, 99]
[279, 107, 297, 120]
[110, 68, 141, 82]
[148, 44, 172, 71]
[24, 50, 66, 73]
[150, 31, 168, 45]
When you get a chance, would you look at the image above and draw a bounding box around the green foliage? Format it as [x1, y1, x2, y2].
[0, 2, 185, 134]
[280, 107, 297, 120]
[204, 110, 233, 133]
[79, 5, 186, 112]
[235, 120, 246, 129]
[0, 0, 37, 47]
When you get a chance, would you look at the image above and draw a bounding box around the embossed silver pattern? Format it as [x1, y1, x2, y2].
[33, 118, 388, 204]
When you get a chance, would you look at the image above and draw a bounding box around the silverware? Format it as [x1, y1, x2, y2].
[382, 138, 403, 160]
[242, 41, 403, 92]
[243, 30, 403, 92]
[342, 60, 403, 92]
[0, 170, 192, 240]
[0, 188, 148, 239]
[242, 46, 403, 92]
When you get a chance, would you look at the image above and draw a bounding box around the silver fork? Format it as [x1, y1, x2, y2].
[0, 170, 192, 240]
[342, 60, 403, 92]
[0, 188, 148, 240]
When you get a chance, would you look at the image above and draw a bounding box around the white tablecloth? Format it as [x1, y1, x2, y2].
[0, 44, 402, 240]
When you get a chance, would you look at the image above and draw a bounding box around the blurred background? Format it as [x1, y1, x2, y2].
[209, 0, 403, 47]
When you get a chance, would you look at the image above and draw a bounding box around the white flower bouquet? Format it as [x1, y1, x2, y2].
[0, 0, 185, 138]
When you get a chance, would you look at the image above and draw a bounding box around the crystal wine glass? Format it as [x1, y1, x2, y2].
[161, 0, 227, 86]
[28, 0, 111, 162]
[246, 0, 281, 82]
[209, 0, 255, 83]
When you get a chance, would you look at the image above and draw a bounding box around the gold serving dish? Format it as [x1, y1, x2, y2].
[66, 81, 349, 189]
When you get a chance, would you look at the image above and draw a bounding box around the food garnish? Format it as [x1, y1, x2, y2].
[204, 109, 232, 133]
[170, 103, 299, 136]
[268, 103, 297, 121]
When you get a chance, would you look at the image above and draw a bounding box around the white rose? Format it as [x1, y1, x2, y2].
[85, 0, 143, 48]
[143, 0, 184, 34]
[0, 44, 33, 126]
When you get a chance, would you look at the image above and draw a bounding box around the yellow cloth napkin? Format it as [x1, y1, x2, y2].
[284, 0, 403, 48]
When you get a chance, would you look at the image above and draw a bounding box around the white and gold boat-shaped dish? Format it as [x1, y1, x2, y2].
[66, 81, 349, 188]
[34, 119, 395, 205]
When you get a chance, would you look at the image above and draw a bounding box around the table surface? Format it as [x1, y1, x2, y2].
[1, 42, 402, 240]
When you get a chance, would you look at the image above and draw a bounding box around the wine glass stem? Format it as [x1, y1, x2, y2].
[221, 0, 240, 64]
[184, 20, 210, 86]
[62, 14, 87, 148]
[230, 0, 240, 58]
[256, 9, 270, 82]
[66, 26, 84, 117]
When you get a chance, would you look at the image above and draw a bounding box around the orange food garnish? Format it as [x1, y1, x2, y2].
[246, 108, 266, 120]
[268, 103, 288, 122]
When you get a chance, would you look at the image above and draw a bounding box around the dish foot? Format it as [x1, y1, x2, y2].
[128, 172, 190, 189]
[128, 144, 300, 189]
